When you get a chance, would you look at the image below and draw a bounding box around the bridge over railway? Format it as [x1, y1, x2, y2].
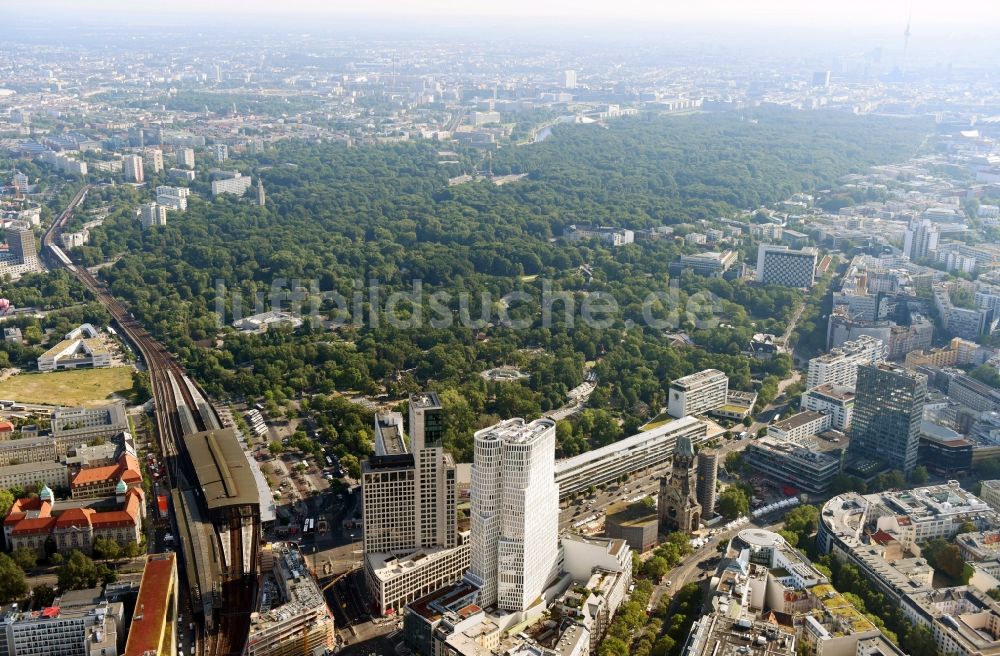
[43, 185, 260, 656]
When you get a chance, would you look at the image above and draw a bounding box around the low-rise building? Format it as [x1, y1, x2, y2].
[744, 435, 841, 495]
[124, 554, 178, 656]
[682, 613, 797, 656]
[0, 460, 68, 491]
[51, 404, 129, 448]
[554, 416, 708, 498]
[37, 336, 111, 371]
[563, 224, 634, 247]
[246, 542, 336, 656]
[366, 543, 471, 617]
[70, 452, 142, 499]
[4, 485, 144, 556]
[766, 410, 832, 442]
[671, 250, 738, 277]
[603, 502, 658, 552]
[0, 588, 126, 656]
[0, 436, 60, 467]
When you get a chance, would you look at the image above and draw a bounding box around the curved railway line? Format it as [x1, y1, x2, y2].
[43, 185, 255, 655]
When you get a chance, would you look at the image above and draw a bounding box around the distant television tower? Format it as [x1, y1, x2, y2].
[902, 2, 912, 73]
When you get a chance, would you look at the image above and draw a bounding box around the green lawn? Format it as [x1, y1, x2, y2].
[640, 412, 672, 431]
[0, 367, 134, 407]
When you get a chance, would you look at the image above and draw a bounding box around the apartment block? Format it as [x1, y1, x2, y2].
[806, 335, 885, 389]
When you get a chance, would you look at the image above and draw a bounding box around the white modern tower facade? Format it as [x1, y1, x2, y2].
[468, 418, 560, 612]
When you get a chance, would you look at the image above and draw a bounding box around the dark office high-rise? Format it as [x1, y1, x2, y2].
[850, 363, 927, 474]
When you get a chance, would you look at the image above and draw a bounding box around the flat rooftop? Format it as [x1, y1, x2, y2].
[375, 412, 407, 456]
[809, 384, 856, 402]
[671, 369, 727, 390]
[409, 392, 442, 410]
[183, 428, 261, 510]
[124, 553, 176, 656]
[772, 410, 827, 432]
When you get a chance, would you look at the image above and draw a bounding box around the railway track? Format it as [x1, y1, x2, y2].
[43, 185, 252, 655]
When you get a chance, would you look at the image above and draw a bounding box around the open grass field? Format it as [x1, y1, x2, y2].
[0, 367, 134, 407]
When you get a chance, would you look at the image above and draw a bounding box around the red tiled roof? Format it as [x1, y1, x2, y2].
[871, 529, 896, 546]
[90, 511, 134, 527]
[71, 452, 142, 488]
[124, 554, 176, 656]
[0, 421, 14, 432]
[54, 508, 94, 528]
[11, 517, 55, 535]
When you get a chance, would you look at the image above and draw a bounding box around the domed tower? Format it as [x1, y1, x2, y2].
[658, 435, 701, 534]
[39, 485, 55, 507]
[115, 478, 128, 503]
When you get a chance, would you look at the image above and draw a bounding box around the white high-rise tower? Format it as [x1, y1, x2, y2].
[468, 418, 559, 612]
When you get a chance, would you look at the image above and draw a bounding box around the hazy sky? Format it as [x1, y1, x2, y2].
[12, 0, 1000, 27]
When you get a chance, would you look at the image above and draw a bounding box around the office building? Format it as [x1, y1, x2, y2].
[122, 154, 144, 182]
[409, 393, 457, 549]
[144, 148, 163, 173]
[949, 375, 1000, 413]
[755, 244, 818, 288]
[554, 416, 708, 497]
[667, 369, 729, 418]
[0, 588, 126, 656]
[246, 543, 336, 656]
[659, 435, 701, 532]
[696, 450, 718, 519]
[37, 335, 111, 371]
[467, 418, 560, 612]
[366, 544, 472, 618]
[561, 69, 577, 89]
[806, 335, 885, 389]
[210, 173, 252, 197]
[744, 434, 841, 495]
[767, 410, 832, 442]
[800, 384, 855, 431]
[213, 143, 228, 163]
[176, 147, 195, 169]
[124, 554, 178, 656]
[850, 363, 926, 473]
[362, 393, 464, 615]
[903, 218, 939, 260]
